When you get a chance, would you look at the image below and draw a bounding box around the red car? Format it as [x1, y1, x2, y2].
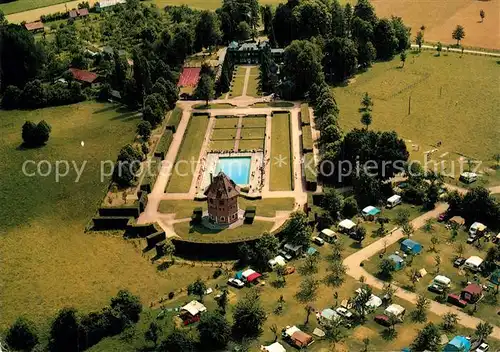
[447, 293, 468, 308]
[374, 314, 391, 327]
[438, 212, 450, 222]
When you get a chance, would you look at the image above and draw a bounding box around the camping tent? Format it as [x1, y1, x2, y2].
[261, 342, 287, 352]
[320, 308, 340, 324]
[384, 304, 406, 318]
[443, 336, 471, 352]
[241, 269, 262, 282]
[461, 284, 483, 303]
[306, 247, 318, 256]
[388, 254, 405, 271]
[489, 269, 500, 285]
[338, 219, 356, 232]
[464, 256, 483, 271]
[355, 288, 382, 309]
[180, 300, 206, 317]
[362, 206, 381, 219]
[268, 256, 286, 269]
[320, 228, 337, 242]
[400, 239, 422, 254]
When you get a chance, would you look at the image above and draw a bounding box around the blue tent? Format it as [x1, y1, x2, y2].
[388, 254, 405, 271]
[306, 247, 318, 256]
[489, 269, 500, 285]
[400, 239, 422, 255]
[443, 336, 471, 352]
[235, 271, 244, 280]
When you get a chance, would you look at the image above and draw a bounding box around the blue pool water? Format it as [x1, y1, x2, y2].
[216, 157, 251, 185]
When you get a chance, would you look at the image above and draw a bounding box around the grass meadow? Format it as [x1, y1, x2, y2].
[173, 220, 273, 242]
[245, 66, 261, 97]
[334, 51, 500, 167]
[228, 66, 247, 98]
[270, 112, 292, 190]
[166, 113, 209, 193]
[0, 102, 210, 329]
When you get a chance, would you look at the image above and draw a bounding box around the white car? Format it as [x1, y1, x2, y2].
[335, 307, 353, 319]
[227, 278, 245, 288]
[476, 342, 489, 352]
[313, 236, 325, 246]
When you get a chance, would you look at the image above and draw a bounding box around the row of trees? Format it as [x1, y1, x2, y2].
[4, 290, 142, 352]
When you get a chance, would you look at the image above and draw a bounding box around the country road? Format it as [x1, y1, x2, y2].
[343, 203, 500, 340]
[410, 44, 500, 57]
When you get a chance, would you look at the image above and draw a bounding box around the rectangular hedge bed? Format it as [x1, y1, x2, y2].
[238, 139, 264, 151]
[301, 103, 310, 125]
[302, 125, 313, 151]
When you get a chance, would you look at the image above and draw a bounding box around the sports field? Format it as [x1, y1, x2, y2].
[0, 102, 210, 329]
[334, 51, 499, 165]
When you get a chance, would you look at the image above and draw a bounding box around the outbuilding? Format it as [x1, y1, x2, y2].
[388, 254, 405, 271]
[464, 256, 483, 272]
[443, 336, 471, 352]
[461, 283, 483, 303]
[320, 228, 337, 243]
[400, 239, 422, 255]
[338, 219, 356, 233]
[362, 206, 381, 220]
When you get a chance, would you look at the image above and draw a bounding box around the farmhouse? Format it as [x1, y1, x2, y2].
[204, 172, 240, 224]
[68, 68, 99, 87]
[24, 21, 44, 33]
[69, 8, 89, 19]
[461, 283, 483, 303]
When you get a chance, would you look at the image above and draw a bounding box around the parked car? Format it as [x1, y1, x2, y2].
[476, 342, 489, 352]
[227, 278, 245, 288]
[454, 257, 466, 267]
[438, 212, 450, 222]
[374, 315, 391, 327]
[428, 283, 444, 294]
[313, 236, 325, 246]
[447, 293, 468, 308]
[278, 250, 292, 261]
[335, 307, 353, 319]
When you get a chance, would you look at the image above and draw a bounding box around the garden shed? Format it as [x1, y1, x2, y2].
[400, 239, 422, 255]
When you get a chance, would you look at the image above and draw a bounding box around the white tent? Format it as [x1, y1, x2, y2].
[384, 304, 405, 318]
[242, 269, 257, 279]
[355, 288, 382, 309]
[181, 300, 206, 316]
[284, 325, 301, 338]
[268, 256, 286, 268]
[261, 342, 287, 352]
[338, 219, 356, 231]
[433, 275, 451, 287]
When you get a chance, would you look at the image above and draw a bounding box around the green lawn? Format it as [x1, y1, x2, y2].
[334, 51, 500, 164]
[158, 199, 208, 219]
[270, 112, 292, 191]
[193, 103, 235, 109]
[166, 114, 209, 193]
[304, 152, 316, 183]
[363, 223, 500, 327]
[0, 102, 210, 329]
[301, 125, 313, 150]
[252, 101, 295, 108]
[301, 103, 310, 124]
[211, 128, 237, 140]
[210, 140, 235, 151]
[241, 116, 266, 127]
[173, 220, 273, 243]
[246, 66, 261, 97]
[241, 127, 265, 139]
[214, 117, 239, 129]
[166, 106, 182, 129]
[238, 197, 294, 217]
[0, 0, 66, 14]
[238, 139, 264, 151]
[228, 66, 247, 98]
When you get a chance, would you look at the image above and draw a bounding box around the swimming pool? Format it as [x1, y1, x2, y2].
[216, 156, 251, 185]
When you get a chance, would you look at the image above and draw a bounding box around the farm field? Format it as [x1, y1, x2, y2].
[0, 102, 213, 329]
[270, 112, 292, 190]
[166, 113, 209, 193]
[363, 223, 500, 327]
[334, 51, 500, 174]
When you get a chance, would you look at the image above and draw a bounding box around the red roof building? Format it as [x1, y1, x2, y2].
[461, 284, 483, 303]
[25, 22, 44, 32]
[68, 68, 98, 84]
[77, 8, 89, 16]
[178, 67, 201, 87]
[205, 172, 240, 224]
[246, 272, 262, 282]
[69, 10, 78, 18]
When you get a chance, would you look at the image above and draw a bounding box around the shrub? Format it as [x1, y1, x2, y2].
[6, 317, 39, 351]
[1, 85, 22, 109]
[22, 120, 52, 147]
[137, 121, 152, 140]
[213, 268, 223, 279]
[168, 291, 175, 299]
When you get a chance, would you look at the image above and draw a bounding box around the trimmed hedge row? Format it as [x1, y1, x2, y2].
[165, 107, 182, 132]
[155, 130, 173, 159]
[300, 103, 310, 125]
[92, 216, 134, 230]
[302, 125, 313, 152]
[146, 231, 166, 248]
[98, 206, 140, 218]
[125, 223, 158, 238]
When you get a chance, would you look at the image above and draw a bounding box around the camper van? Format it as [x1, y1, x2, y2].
[386, 195, 402, 208]
[459, 172, 477, 184]
[468, 222, 486, 243]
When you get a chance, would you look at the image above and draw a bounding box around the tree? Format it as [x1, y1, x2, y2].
[436, 41, 442, 56]
[378, 258, 395, 280]
[252, 232, 280, 271]
[395, 209, 410, 226]
[132, 48, 151, 105]
[452, 25, 465, 45]
[441, 312, 459, 332]
[292, 0, 332, 40]
[382, 283, 397, 304]
[343, 196, 358, 218]
[384, 314, 399, 340]
[6, 317, 39, 351]
[325, 261, 347, 287]
[143, 94, 166, 127]
[188, 278, 207, 302]
[362, 337, 370, 352]
[353, 226, 367, 246]
[296, 277, 319, 303]
[411, 323, 440, 351]
[323, 37, 358, 82]
[217, 289, 228, 314]
[137, 121, 152, 140]
[304, 304, 314, 325]
[232, 289, 267, 338]
[376, 217, 390, 236]
[164, 240, 175, 261]
[373, 18, 398, 60]
[283, 211, 311, 248]
[331, 0, 345, 37]
[144, 321, 161, 347]
[195, 11, 222, 51]
[299, 254, 319, 275]
[330, 241, 344, 262]
[194, 74, 214, 106]
[354, 0, 377, 25]
[474, 322, 493, 342]
[159, 329, 195, 352]
[411, 295, 430, 322]
[359, 92, 373, 129]
[49, 307, 81, 352]
[352, 285, 372, 322]
[324, 319, 344, 348]
[322, 188, 344, 220]
[261, 5, 274, 35]
[269, 324, 278, 343]
[110, 289, 142, 323]
[434, 254, 441, 273]
[400, 51, 406, 67]
[430, 235, 439, 252]
[402, 222, 414, 238]
[1, 85, 22, 109]
[462, 187, 498, 226]
[416, 31, 424, 51]
[236, 21, 252, 41]
[198, 311, 231, 350]
[22, 120, 52, 147]
[357, 40, 377, 68]
[407, 268, 420, 291]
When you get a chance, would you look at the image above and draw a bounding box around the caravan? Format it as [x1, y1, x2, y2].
[386, 195, 402, 208]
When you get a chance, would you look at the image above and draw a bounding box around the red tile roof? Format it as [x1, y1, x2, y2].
[77, 8, 89, 16]
[68, 68, 98, 83]
[177, 67, 201, 87]
[462, 283, 483, 295]
[25, 22, 44, 31]
[204, 172, 240, 199]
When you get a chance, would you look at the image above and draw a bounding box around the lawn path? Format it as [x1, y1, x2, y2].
[343, 202, 500, 340]
[410, 44, 500, 57]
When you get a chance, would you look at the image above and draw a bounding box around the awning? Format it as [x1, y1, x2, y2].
[246, 272, 262, 282]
